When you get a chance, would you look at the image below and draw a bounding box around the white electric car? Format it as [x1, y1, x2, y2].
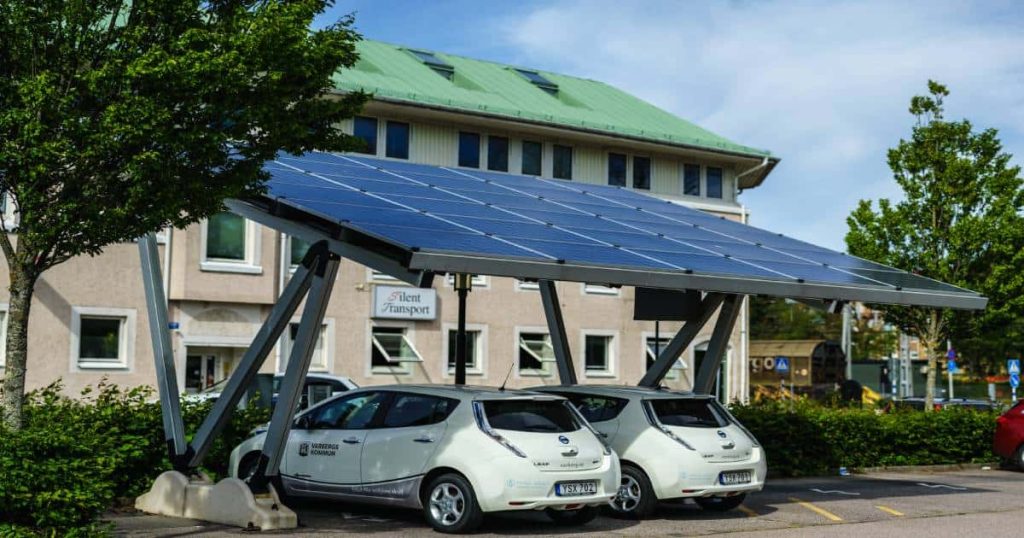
[230, 385, 619, 533]
[533, 385, 765, 518]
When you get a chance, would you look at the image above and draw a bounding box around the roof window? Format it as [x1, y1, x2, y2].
[514, 68, 558, 95]
[407, 49, 454, 80]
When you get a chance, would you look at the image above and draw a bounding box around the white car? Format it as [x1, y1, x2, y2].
[533, 385, 765, 518]
[230, 385, 620, 533]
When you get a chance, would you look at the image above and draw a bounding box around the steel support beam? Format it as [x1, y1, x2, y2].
[693, 294, 744, 395]
[139, 233, 189, 469]
[638, 293, 726, 388]
[185, 244, 321, 468]
[454, 274, 471, 385]
[251, 249, 340, 491]
[540, 280, 577, 385]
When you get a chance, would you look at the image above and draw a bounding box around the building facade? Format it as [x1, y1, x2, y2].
[1, 40, 777, 403]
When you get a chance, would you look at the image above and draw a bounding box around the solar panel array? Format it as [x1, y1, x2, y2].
[260, 152, 979, 305]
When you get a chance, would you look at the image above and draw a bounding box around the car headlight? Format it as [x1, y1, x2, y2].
[472, 401, 527, 458]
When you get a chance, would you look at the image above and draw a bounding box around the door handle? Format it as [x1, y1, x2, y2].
[413, 436, 434, 443]
[343, 437, 361, 444]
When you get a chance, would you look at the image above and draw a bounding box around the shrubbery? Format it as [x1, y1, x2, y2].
[0, 381, 269, 536]
[730, 399, 999, 477]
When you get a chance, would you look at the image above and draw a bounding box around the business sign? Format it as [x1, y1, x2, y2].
[372, 285, 437, 320]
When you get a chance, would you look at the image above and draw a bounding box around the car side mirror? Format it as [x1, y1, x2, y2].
[295, 415, 312, 430]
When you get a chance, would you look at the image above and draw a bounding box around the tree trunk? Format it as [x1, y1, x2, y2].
[922, 337, 938, 412]
[0, 266, 37, 430]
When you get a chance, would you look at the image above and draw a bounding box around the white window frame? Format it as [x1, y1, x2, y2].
[692, 340, 732, 401]
[352, 115, 383, 158]
[70, 306, 136, 371]
[581, 330, 617, 378]
[516, 279, 539, 291]
[582, 283, 619, 296]
[0, 303, 8, 369]
[368, 268, 400, 282]
[279, 318, 334, 373]
[200, 215, 262, 274]
[515, 327, 555, 378]
[284, 234, 313, 273]
[367, 321, 422, 376]
[642, 331, 684, 381]
[442, 323, 487, 378]
[445, 273, 489, 288]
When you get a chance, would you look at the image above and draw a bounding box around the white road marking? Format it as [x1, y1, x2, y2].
[917, 482, 968, 490]
[810, 488, 861, 496]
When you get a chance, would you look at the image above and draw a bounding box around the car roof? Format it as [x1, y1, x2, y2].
[531, 384, 709, 400]
[350, 384, 566, 401]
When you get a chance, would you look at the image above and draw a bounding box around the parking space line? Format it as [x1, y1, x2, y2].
[737, 505, 758, 518]
[876, 505, 905, 517]
[788, 497, 843, 522]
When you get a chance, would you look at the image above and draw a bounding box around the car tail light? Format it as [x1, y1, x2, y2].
[642, 401, 695, 451]
[472, 401, 527, 458]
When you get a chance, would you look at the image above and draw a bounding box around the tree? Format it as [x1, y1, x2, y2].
[846, 80, 1024, 410]
[0, 0, 368, 429]
[750, 296, 841, 341]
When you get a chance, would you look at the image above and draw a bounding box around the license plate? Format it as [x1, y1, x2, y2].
[719, 471, 752, 485]
[555, 480, 598, 496]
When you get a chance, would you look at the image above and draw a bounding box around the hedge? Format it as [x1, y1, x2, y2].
[0, 381, 269, 536]
[730, 399, 1000, 477]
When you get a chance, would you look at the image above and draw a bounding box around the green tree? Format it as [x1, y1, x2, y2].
[750, 296, 841, 340]
[0, 0, 367, 429]
[846, 80, 1024, 410]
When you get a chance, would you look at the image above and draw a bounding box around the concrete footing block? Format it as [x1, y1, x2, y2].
[135, 471, 297, 530]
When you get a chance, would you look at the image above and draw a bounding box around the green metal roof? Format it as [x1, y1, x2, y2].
[334, 40, 772, 159]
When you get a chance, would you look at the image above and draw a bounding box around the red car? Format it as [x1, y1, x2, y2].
[994, 400, 1024, 469]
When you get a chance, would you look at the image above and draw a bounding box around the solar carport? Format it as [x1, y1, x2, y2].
[134, 151, 986, 529]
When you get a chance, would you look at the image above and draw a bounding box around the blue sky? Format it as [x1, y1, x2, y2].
[316, 0, 1024, 251]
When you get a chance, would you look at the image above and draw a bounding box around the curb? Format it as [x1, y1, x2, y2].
[851, 462, 998, 474]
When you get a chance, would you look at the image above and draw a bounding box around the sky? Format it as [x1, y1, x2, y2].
[315, 0, 1024, 251]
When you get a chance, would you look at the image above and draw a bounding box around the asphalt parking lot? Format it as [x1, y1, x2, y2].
[112, 468, 1024, 537]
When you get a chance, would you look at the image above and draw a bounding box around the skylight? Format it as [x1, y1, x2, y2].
[514, 68, 558, 95]
[407, 49, 454, 80]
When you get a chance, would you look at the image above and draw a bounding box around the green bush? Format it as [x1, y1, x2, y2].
[0, 381, 269, 535]
[730, 399, 999, 477]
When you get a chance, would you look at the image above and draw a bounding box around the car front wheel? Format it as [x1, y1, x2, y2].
[695, 493, 746, 512]
[423, 473, 483, 534]
[1014, 444, 1024, 471]
[608, 464, 657, 519]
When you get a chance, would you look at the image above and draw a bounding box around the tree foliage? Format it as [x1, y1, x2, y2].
[0, 0, 368, 428]
[845, 80, 1024, 407]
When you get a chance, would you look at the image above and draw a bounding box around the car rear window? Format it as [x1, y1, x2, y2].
[484, 399, 580, 433]
[650, 398, 729, 428]
[558, 394, 628, 423]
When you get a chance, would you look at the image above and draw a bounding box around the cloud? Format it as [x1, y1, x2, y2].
[496, 0, 1024, 250]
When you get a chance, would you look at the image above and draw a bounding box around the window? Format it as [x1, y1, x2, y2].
[446, 273, 488, 288]
[371, 326, 423, 370]
[607, 153, 627, 187]
[553, 144, 573, 180]
[694, 341, 729, 402]
[560, 393, 628, 423]
[202, 213, 260, 273]
[458, 132, 480, 168]
[517, 279, 539, 291]
[383, 393, 458, 428]
[385, 121, 410, 159]
[353, 116, 378, 155]
[483, 400, 580, 432]
[282, 322, 330, 372]
[706, 167, 723, 199]
[584, 334, 614, 376]
[446, 329, 481, 374]
[645, 336, 682, 380]
[72, 307, 135, 370]
[649, 398, 730, 428]
[583, 283, 618, 295]
[408, 49, 454, 80]
[513, 69, 559, 96]
[487, 136, 509, 172]
[289, 236, 310, 267]
[306, 392, 388, 430]
[521, 141, 542, 176]
[633, 156, 651, 190]
[0, 307, 7, 368]
[518, 332, 555, 376]
[683, 164, 701, 196]
[369, 269, 398, 282]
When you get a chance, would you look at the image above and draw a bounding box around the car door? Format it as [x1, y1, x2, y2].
[283, 391, 388, 494]
[360, 392, 456, 495]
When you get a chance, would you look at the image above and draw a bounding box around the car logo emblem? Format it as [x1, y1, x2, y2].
[558, 435, 570, 445]
[298, 442, 309, 457]
[717, 430, 728, 439]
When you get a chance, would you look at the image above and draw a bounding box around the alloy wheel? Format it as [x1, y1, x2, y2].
[611, 474, 642, 512]
[429, 482, 466, 526]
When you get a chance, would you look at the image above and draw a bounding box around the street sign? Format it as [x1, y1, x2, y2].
[947, 359, 957, 374]
[1011, 373, 1020, 389]
[775, 356, 790, 375]
[1009, 359, 1021, 376]
[947, 348, 956, 360]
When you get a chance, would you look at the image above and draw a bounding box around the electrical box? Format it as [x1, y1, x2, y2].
[633, 288, 702, 321]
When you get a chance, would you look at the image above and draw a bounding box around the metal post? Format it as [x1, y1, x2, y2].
[251, 251, 340, 491]
[453, 274, 472, 385]
[842, 303, 853, 380]
[639, 293, 726, 388]
[138, 233, 188, 469]
[186, 245, 321, 468]
[694, 295, 743, 395]
[539, 280, 577, 385]
[947, 340, 954, 400]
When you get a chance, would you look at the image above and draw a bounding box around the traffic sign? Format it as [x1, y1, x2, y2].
[947, 359, 957, 374]
[775, 356, 790, 375]
[1009, 359, 1021, 376]
[1011, 373, 1020, 389]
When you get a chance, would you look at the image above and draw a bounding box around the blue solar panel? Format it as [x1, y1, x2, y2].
[253, 152, 984, 308]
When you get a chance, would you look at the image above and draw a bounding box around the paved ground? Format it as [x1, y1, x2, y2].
[111, 468, 1024, 537]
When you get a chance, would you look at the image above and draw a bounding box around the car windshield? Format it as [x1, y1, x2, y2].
[650, 397, 730, 428]
[483, 399, 580, 433]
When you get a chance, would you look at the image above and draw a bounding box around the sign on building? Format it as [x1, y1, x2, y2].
[372, 285, 437, 320]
